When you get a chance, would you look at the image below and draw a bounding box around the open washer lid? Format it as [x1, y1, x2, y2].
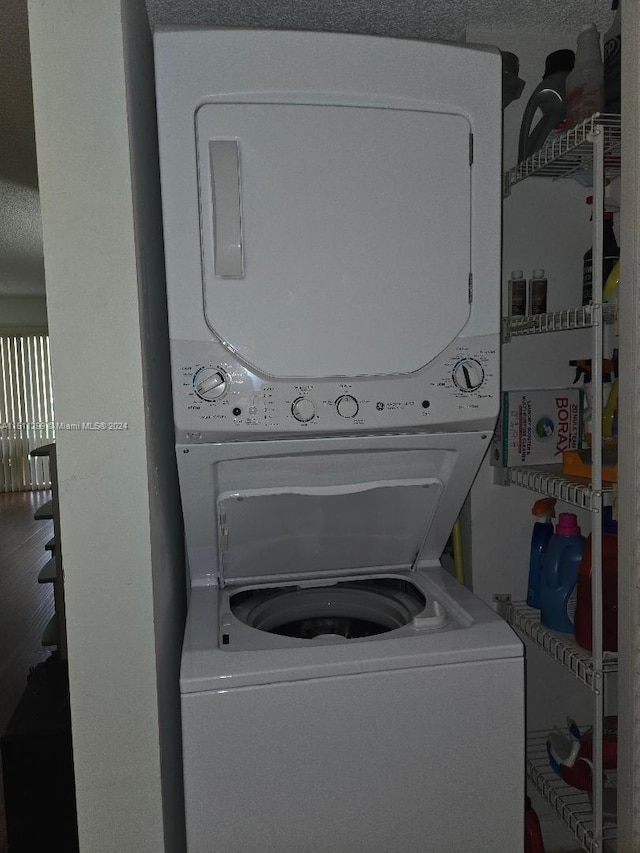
[216, 478, 443, 585]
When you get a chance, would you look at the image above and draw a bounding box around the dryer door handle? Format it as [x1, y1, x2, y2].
[210, 140, 244, 278]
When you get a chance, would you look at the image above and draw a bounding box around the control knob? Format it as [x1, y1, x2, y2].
[291, 397, 316, 422]
[335, 395, 359, 418]
[194, 367, 229, 401]
[452, 358, 485, 392]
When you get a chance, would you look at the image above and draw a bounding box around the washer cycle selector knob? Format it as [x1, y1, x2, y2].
[194, 367, 229, 401]
[452, 358, 485, 392]
[291, 397, 316, 422]
[335, 395, 359, 418]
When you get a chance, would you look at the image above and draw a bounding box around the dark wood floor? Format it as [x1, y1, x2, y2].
[0, 490, 55, 853]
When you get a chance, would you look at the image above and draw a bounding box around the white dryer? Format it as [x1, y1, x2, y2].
[154, 29, 524, 852]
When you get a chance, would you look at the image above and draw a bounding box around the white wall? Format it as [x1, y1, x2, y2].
[120, 0, 187, 849]
[28, 0, 184, 851]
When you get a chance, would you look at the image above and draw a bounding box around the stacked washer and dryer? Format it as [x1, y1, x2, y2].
[155, 29, 524, 852]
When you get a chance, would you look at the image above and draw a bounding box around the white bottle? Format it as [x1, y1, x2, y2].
[508, 269, 527, 317]
[529, 269, 548, 315]
[565, 24, 604, 128]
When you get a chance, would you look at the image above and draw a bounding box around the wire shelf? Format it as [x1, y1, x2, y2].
[528, 730, 617, 852]
[503, 601, 617, 690]
[504, 114, 621, 196]
[506, 464, 615, 511]
[503, 304, 616, 340]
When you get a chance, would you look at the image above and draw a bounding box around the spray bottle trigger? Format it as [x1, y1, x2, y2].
[532, 497, 557, 520]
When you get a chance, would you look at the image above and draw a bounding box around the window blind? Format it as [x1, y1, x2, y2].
[0, 334, 55, 491]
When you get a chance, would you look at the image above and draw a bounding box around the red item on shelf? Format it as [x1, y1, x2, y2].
[574, 514, 618, 652]
[524, 797, 545, 853]
[580, 716, 618, 767]
[559, 717, 618, 791]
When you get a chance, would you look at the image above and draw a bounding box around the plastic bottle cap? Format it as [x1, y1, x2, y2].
[575, 24, 603, 60]
[532, 497, 556, 519]
[511, 269, 524, 279]
[578, 23, 598, 37]
[543, 49, 575, 77]
[556, 512, 581, 536]
[532, 269, 545, 278]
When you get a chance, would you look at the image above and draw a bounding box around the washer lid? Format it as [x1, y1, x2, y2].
[216, 478, 443, 585]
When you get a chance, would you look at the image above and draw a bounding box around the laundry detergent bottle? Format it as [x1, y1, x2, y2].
[540, 513, 586, 633]
[518, 49, 575, 161]
[527, 497, 556, 608]
[574, 506, 618, 652]
[565, 24, 604, 129]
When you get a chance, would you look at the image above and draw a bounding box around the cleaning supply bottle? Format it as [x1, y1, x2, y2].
[604, 1, 622, 114]
[602, 378, 619, 440]
[540, 513, 586, 633]
[570, 358, 594, 445]
[527, 498, 556, 608]
[565, 24, 604, 129]
[518, 49, 575, 161]
[570, 357, 615, 445]
[528, 269, 548, 315]
[574, 506, 618, 652]
[582, 198, 620, 305]
[603, 258, 620, 302]
[610, 348, 619, 438]
[501, 50, 525, 110]
[524, 796, 546, 853]
[508, 269, 527, 317]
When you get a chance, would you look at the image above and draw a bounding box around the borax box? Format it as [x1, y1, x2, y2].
[491, 389, 584, 467]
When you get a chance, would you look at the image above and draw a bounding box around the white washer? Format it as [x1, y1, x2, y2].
[177, 435, 524, 852]
[154, 29, 524, 852]
[182, 579, 522, 853]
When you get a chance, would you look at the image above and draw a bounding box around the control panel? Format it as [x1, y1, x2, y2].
[172, 336, 498, 441]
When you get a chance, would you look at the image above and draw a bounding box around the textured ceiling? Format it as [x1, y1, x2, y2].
[0, 0, 36, 189]
[0, 0, 614, 297]
[0, 179, 44, 297]
[0, 0, 43, 297]
[146, 0, 612, 41]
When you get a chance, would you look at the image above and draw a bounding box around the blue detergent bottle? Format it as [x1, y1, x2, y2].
[540, 513, 586, 633]
[526, 497, 556, 608]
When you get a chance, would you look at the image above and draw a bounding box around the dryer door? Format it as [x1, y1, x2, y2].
[196, 103, 472, 379]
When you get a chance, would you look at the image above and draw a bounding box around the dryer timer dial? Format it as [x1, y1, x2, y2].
[452, 358, 485, 392]
[194, 367, 229, 401]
